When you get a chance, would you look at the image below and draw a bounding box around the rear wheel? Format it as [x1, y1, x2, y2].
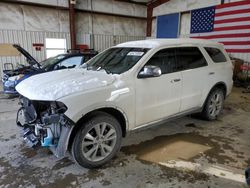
[71, 112, 122, 168]
[201, 88, 225, 120]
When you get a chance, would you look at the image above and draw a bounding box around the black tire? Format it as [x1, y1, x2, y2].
[71, 111, 122, 168]
[201, 88, 225, 120]
[246, 167, 250, 185]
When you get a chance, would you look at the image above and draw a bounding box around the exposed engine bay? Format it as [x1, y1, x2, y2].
[16, 96, 74, 157]
[2, 65, 39, 82]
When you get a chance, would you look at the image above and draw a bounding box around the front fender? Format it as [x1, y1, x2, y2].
[65, 101, 130, 130]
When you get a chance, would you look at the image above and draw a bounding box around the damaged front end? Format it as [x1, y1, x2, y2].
[16, 96, 74, 158]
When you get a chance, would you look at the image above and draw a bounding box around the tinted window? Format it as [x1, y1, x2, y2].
[205, 47, 227, 63]
[58, 56, 83, 69]
[176, 47, 207, 71]
[145, 48, 176, 74]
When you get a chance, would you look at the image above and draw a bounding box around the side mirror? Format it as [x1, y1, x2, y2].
[81, 63, 87, 68]
[54, 64, 60, 70]
[138, 65, 162, 78]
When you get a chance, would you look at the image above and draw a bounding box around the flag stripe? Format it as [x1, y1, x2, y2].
[215, 8, 250, 17]
[191, 33, 250, 39]
[207, 37, 250, 42]
[214, 25, 250, 31]
[190, 29, 250, 37]
[214, 21, 250, 28]
[224, 45, 250, 49]
[214, 16, 250, 24]
[226, 49, 250, 53]
[214, 13, 250, 21]
[190, 0, 250, 53]
[216, 0, 250, 9]
[215, 4, 250, 13]
[221, 41, 250, 45]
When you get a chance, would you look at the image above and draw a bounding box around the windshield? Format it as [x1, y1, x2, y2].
[40, 55, 66, 70]
[85, 47, 149, 74]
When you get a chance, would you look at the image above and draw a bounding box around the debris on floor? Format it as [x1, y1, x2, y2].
[0, 87, 249, 187]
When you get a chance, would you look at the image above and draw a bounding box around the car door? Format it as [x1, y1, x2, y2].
[56, 56, 83, 69]
[135, 48, 182, 127]
[175, 47, 209, 112]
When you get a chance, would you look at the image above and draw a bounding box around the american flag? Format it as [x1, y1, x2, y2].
[190, 0, 250, 53]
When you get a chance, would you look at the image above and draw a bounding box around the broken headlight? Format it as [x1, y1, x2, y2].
[50, 101, 68, 115]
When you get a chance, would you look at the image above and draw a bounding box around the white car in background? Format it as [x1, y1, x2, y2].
[16, 39, 233, 168]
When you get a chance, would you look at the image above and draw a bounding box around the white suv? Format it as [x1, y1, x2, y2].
[16, 39, 233, 168]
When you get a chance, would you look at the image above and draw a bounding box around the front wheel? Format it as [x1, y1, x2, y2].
[201, 89, 225, 120]
[71, 112, 122, 168]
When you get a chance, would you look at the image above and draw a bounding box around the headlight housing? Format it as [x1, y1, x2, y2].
[4, 80, 15, 87]
[8, 74, 24, 82]
[50, 101, 68, 114]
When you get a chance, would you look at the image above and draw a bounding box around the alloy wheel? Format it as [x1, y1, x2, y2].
[81, 122, 117, 162]
[208, 91, 223, 117]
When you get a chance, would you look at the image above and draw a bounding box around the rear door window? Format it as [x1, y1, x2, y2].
[145, 48, 176, 74]
[175, 47, 208, 71]
[205, 47, 227, 63]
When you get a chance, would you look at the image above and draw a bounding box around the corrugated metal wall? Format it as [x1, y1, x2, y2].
[0, 30, 71, 78]
[77, 32, 145, 52]
[0, 30, 145, 78]
[93, 34, 145, 52]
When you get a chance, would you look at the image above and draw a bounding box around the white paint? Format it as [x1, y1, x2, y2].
[107, 88, 130, 101]
[15, 69, 116, 101]
[135, 70, 182, 126]
[116, 38, 224, 49]
[160, 160, 245, 183]
[17, 39, 233, 131]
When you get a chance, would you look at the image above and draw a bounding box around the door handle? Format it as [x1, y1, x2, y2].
[171, 79, 181, 83]
[209, 72, 215, 75]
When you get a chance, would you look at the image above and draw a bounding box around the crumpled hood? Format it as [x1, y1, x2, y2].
[16, 69, 115, 101]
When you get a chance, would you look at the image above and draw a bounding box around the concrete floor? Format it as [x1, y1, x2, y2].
[0, 86, 249, 188]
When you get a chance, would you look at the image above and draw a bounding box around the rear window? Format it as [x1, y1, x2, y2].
[175, 47, 208, 71]
[205, 47, 227, 63]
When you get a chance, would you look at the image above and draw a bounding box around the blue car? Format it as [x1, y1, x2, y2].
[2, 45, 98, 95]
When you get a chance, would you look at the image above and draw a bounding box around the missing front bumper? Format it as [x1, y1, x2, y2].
[16, 105, 75, 158]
